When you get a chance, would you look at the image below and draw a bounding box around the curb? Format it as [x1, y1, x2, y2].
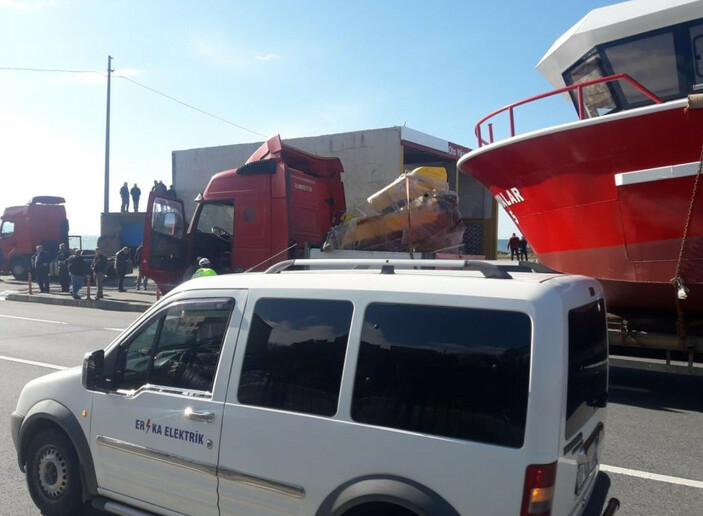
[5, 293, 151, 313]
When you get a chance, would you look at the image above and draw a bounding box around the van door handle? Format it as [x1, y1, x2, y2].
[184, 407, 215, 423]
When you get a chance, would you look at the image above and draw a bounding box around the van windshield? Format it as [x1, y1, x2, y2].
[566, 299, 608, 438]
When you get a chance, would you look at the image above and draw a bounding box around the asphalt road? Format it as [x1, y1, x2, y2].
[0, 301, 701, 515]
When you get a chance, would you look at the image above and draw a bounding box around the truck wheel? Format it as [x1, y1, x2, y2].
[10, 257, 30, 281]
[25, 428, 82, 516]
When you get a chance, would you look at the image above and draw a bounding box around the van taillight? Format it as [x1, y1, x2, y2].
[520, 462, 556, 516]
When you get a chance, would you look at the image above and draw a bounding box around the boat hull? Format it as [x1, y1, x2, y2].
[459, 101, 703, 315]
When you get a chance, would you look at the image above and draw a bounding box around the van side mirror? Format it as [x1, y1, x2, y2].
[82, 349, 105, 391]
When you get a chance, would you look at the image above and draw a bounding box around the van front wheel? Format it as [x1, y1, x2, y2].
[25, 428, 82, 516]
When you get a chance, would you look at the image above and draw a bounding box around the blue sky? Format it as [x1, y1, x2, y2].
[0, 0, 614, 237]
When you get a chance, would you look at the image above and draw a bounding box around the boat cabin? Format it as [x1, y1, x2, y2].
[537, 0, 703, 118]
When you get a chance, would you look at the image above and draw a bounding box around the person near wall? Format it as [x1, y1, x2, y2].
[120, 182, 130, 213]
[32, 245, 51, 293]
[115, 247, 130, 292]
[66, 249, 87, 299]
[56, 243, 71, 293]
[91, 248, 108, 300]
[134, 244, 149, 290]
[130, 184, 141, 212]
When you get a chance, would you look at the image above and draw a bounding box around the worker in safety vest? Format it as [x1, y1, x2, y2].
[192, 257, 217, 279]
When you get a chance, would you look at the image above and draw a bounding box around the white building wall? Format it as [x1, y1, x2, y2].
[171, 126, 491, 223]
[172, 128, 404, 220]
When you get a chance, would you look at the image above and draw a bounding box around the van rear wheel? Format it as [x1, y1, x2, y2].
[25, 428, 82, 516]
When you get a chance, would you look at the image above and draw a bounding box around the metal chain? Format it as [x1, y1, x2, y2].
[670, 140, 703, 341]
[672, 141, 703, 281]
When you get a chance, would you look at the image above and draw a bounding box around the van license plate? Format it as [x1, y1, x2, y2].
[576, 450, 598, 495]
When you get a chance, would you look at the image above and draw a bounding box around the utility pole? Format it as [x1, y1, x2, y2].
[104, 55, 114, 214]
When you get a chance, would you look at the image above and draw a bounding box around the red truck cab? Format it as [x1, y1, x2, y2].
[142, 135, 346, 291]
[0, 196, 69, 280]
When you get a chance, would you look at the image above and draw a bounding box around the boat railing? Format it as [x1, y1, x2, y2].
[474, 73, 664, 147]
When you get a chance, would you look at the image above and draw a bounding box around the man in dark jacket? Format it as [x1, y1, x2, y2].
[32, 245, 51, 293]
[91, 248, 108, 299]
[134, 244, 148, 290]
[507, 233, 521, 261]
[115, 247, 129, 292]
[155, 181, 168, 195]
[66, 249, 87, 299]
[56, 243, 71, 292]
[130, 184, 141, 212]
[120, 182, 130, 212]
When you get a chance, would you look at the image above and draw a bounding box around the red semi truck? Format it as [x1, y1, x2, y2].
[141, 135, 347, 291]
[0, 196, 70, 280]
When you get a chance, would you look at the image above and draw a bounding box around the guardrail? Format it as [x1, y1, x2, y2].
[475, 73, 663, 147]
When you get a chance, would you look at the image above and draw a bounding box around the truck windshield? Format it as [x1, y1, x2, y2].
[194, 201, 234, 271]
[0, 220, 13, 238]
[196, 202, 234, 234]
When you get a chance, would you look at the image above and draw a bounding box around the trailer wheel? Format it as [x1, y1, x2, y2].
[10, 256, 30, 281]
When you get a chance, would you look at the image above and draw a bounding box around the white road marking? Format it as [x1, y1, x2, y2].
[0, 355, 68, 371]
[609, 384, 652, 393]
[104, 327, 126, 332]
[0, 314, 67, 325]
[601, 464, 703, 489]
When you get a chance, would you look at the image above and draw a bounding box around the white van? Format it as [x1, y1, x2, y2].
[11, 259, 609, 516]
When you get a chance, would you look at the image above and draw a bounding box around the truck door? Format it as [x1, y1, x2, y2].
[142, 193, 189, 292]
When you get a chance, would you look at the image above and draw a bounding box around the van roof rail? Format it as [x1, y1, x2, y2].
[264, 259, 513, 279]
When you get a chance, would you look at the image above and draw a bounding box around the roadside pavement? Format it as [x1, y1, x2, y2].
[0, 273, 157, 312]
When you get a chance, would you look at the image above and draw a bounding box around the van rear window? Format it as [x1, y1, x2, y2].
[352, 303, 531, 448]
[566, 299, 608, 439]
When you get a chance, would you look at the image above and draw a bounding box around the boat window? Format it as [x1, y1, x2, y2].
[564, 52, 617, 118]
[603, 31, 681, 105]
[692, 24, 703, 87]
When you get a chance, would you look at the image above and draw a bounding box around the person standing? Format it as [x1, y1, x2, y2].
[519, 235, 529, 261]
[32, 245, 51, 293]
[56, 243, 71, 292]
[155, 181, 168, 195]
[134, 244, 148, 290]
[66, 249, 87, 299]
[130, 184, 141, 212]
[91, 248, 108, 299]
[507, 233, 521, 261]
[166, 184, 178, 198]
[191, 257, 217, 278]
[115, 246, 129, 292]
[120, 182, 130, 213]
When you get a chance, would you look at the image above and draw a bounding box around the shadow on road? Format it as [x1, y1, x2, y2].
[608, 366, 703, 412]
[583, 472, 613, 516]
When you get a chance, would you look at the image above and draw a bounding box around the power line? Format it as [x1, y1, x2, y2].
[0, 65, 267, 138]
[0, 66, 102, 75]
[116, 74, 267, 138]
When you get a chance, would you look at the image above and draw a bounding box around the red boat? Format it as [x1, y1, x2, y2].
[459, 1, 703, 342]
